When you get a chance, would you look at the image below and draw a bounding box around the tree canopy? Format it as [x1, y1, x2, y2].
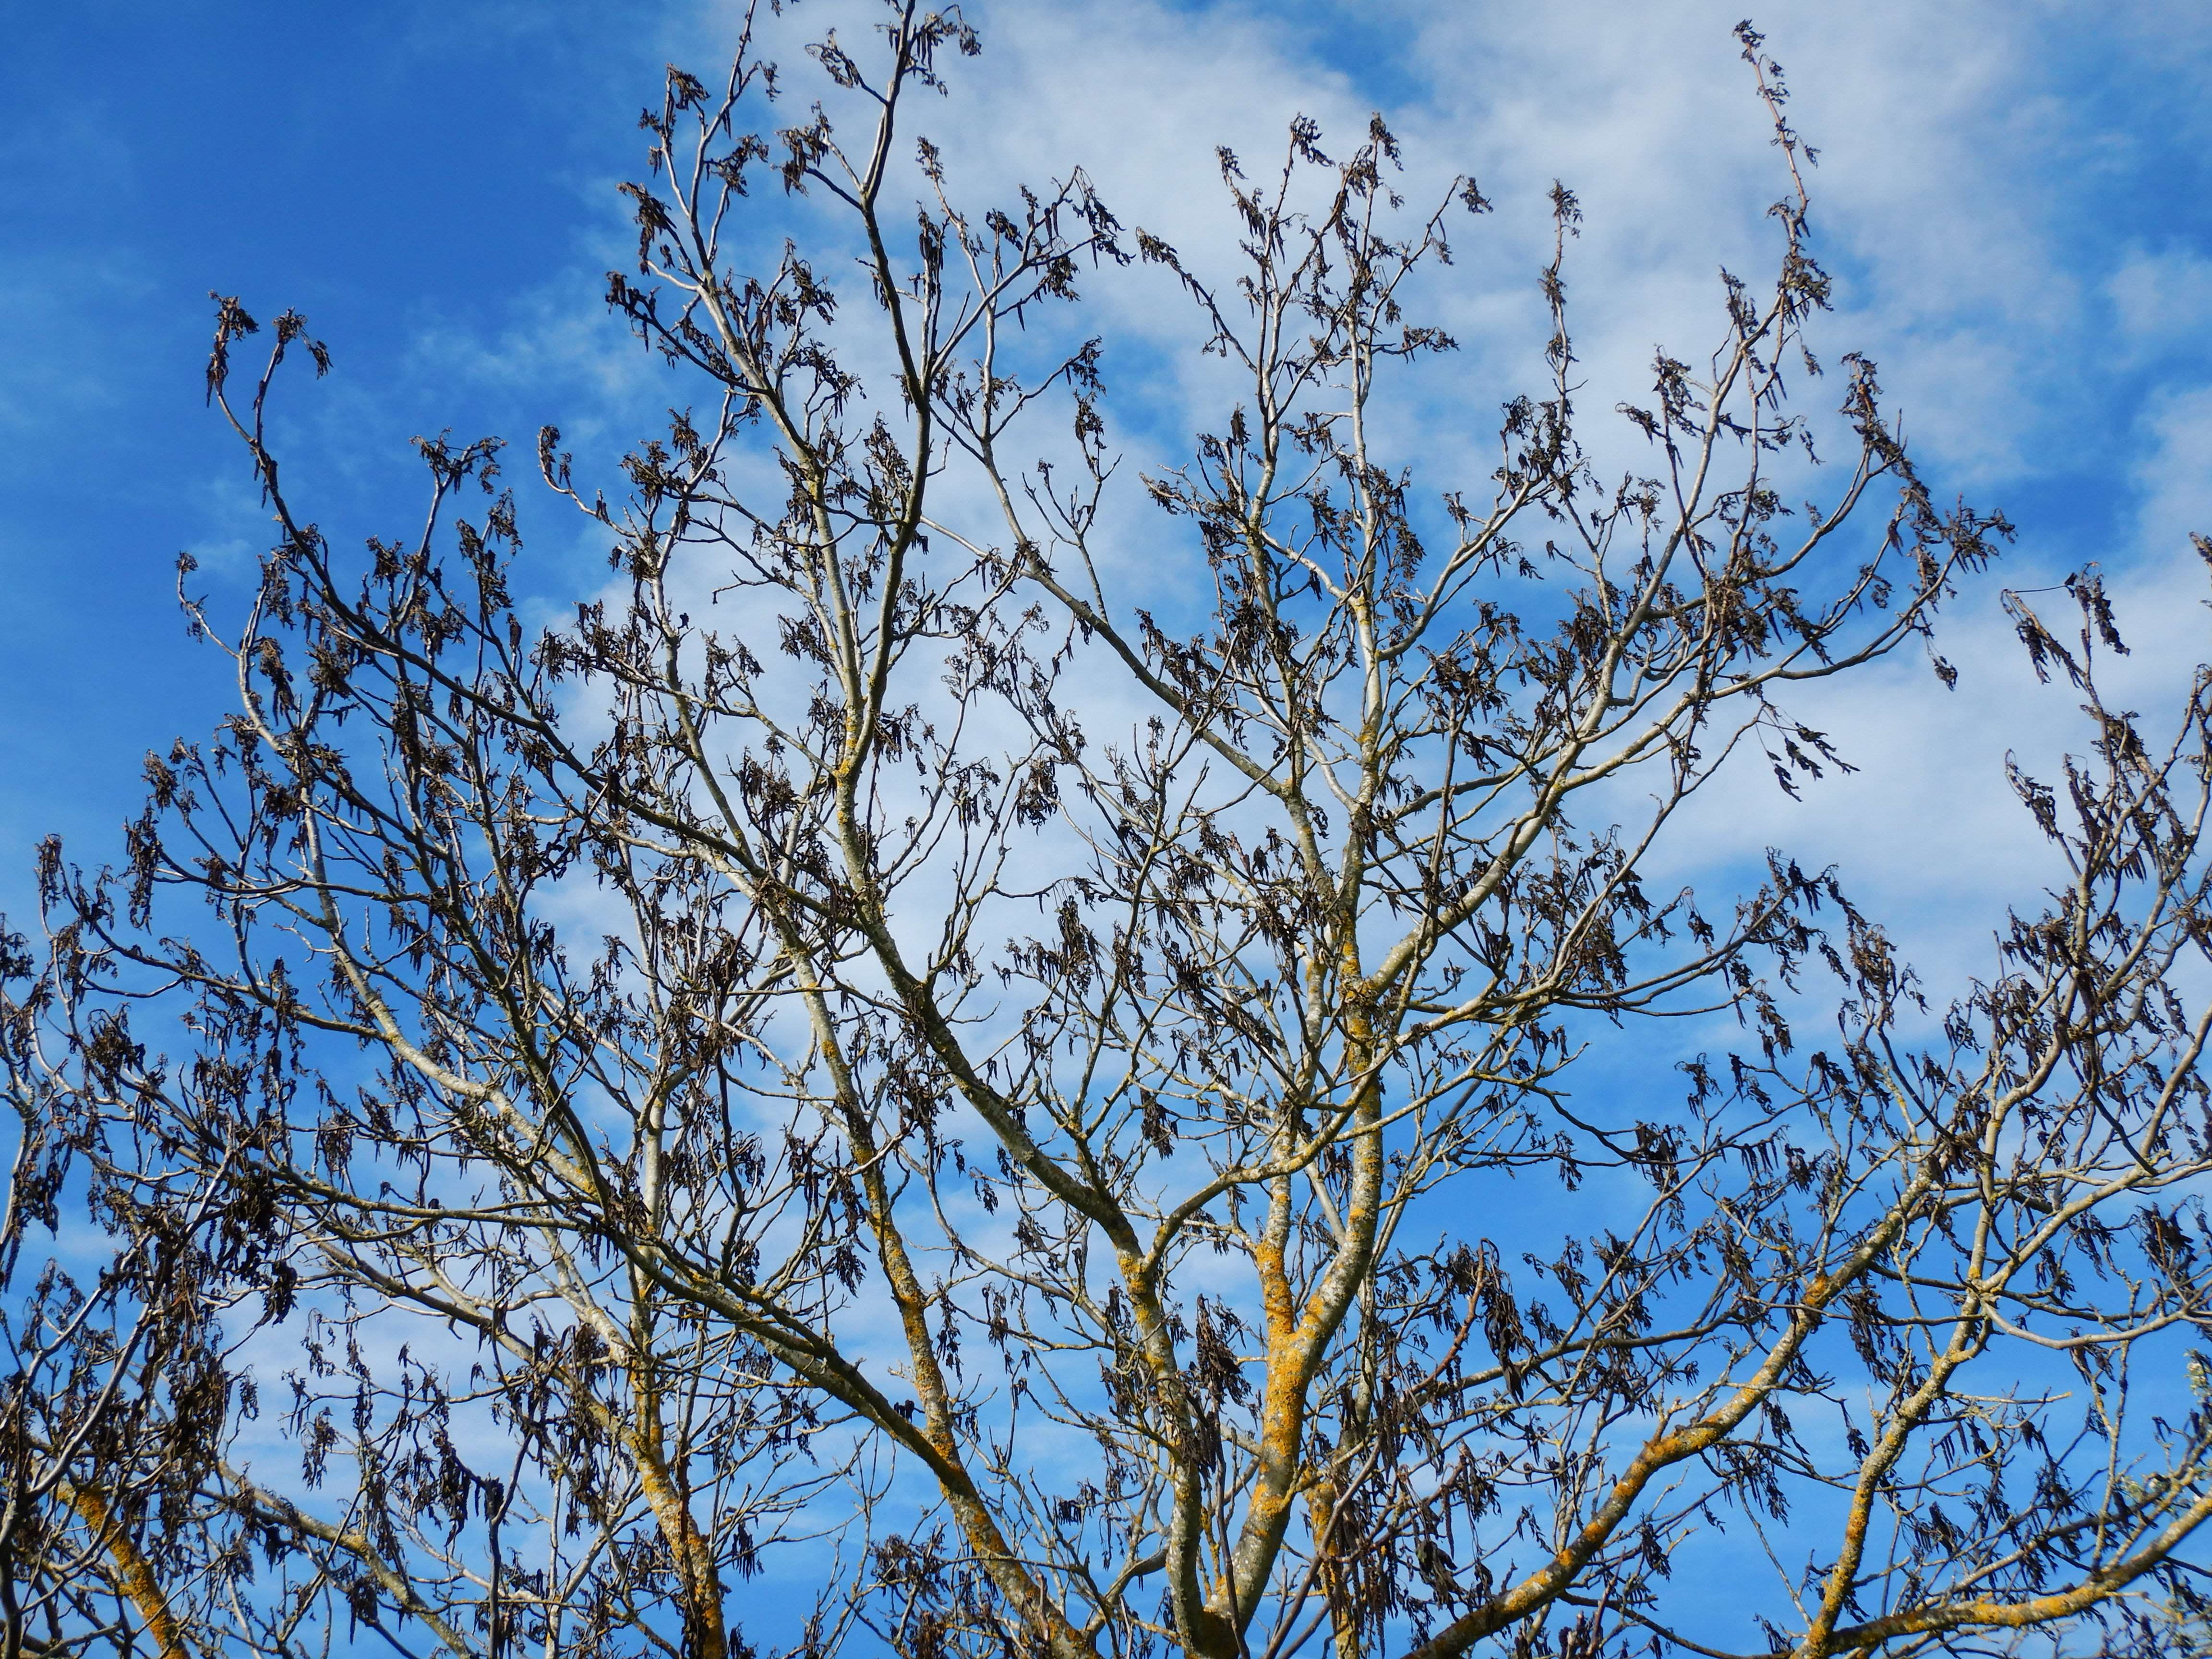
[4, 7, 2212, 1659]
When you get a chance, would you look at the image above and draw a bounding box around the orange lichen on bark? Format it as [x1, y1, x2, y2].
[60, 1480, 184, 1659]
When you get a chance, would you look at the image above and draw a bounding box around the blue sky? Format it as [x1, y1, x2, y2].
[7, 2, 2212, 1646]
[5, 0, 2212, 958]
[0, 1, 693, 890]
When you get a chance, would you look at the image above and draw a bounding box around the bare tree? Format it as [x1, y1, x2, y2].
[6, 6, 2212, 1658]
[0, 1002, 248, 1659]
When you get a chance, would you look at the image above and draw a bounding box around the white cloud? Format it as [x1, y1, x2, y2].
[544, 0, 2212, 975]
[2134, 385, 2212, 555]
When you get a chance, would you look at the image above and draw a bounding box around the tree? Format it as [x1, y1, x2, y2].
[5, 5, 2212, 1657]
